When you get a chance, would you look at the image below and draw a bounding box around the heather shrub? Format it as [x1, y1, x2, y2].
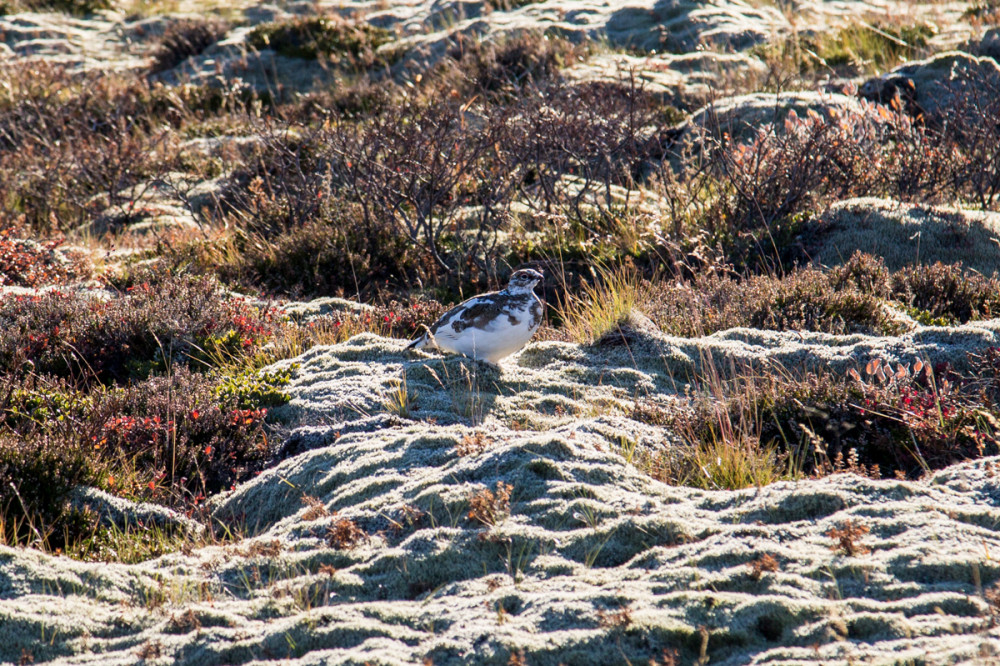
[646, 266, 896, 337]
[743, 269, 895, 335]
[0, 65, 234, 232]
[645, 253, 1000, 338]
[0, 433, 91, 548]
[841, 358, 1000, 475]
[372, 299, 448, 339]
[279, 298, 446, 345]
[446, 32, 581, 95]
[890, 262, 1000, 324]
[247, 17, 394, 69]
[150, 17, 231, 75]
[94, 367, 273, 504]
[829, 252, 1000, 325]
[828, 251, 892, 297]
[0, 271, 279, 385]
[0, 230, 89, 287]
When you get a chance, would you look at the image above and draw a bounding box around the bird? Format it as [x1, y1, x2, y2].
[405, 269, 544, 363]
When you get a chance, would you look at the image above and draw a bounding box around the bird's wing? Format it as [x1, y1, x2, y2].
[430, 294, 503, 341]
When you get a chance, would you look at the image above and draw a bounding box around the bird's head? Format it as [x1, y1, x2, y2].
[506, 268, 543, 294]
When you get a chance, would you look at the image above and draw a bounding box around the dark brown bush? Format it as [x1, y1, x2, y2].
[327, 518, 366, 549]
[285, 81, 391, 122]
[0, 271, 279, 385]
[890, 262, 1000, 324]
[0, 0, 110, 15]
[446, 31, 581, 95]
[646, 266, 895, 337]
[0, 231, 89, 287]
[246, 17, 394, 68]
[150, 18, 231, 75]
[93, 367, 272, 504]
[829, 251, 892, 297]
[221, 203, 420, 299]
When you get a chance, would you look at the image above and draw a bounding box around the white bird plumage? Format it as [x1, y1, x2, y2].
[405, 269, 544, 363]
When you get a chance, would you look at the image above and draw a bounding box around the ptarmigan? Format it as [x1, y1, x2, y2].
[405, 269, 544, 363]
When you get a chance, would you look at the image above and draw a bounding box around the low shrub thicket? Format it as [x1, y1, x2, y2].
[149, 17, 231, 75]
[0, 230, 89, 287]
[631, 253, 1000, 338]
[0, 63, 248, 233]
[444, 32, 584, 95]
[247, 17, 394, 68]
[640, 350, 1000, 487]
[0, 271, 279, 385]
[0, 367, 278, 551]
[203, 67, 1000, 298]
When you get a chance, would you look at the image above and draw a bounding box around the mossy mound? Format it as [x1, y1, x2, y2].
[4, 396, 1000, 663]
[811, 198, 1000, 275]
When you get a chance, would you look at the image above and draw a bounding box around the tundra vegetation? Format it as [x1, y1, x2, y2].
[0, 1, 998, 572]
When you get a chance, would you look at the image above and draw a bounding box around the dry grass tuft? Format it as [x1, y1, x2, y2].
[467, 482, 513, 527]
[597, 606, 633, 629]
[327, 518, 366, 549]
[301, 495, 331, 521]
[168, 609, 202, 633]
[456, 431, 493, 457]
[135, 640, 162, 661]
[244, 539, 283, 558]
[556, 265, 649, 344]
[826, 520, 870, 556]
[748, 553, 780, 580]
